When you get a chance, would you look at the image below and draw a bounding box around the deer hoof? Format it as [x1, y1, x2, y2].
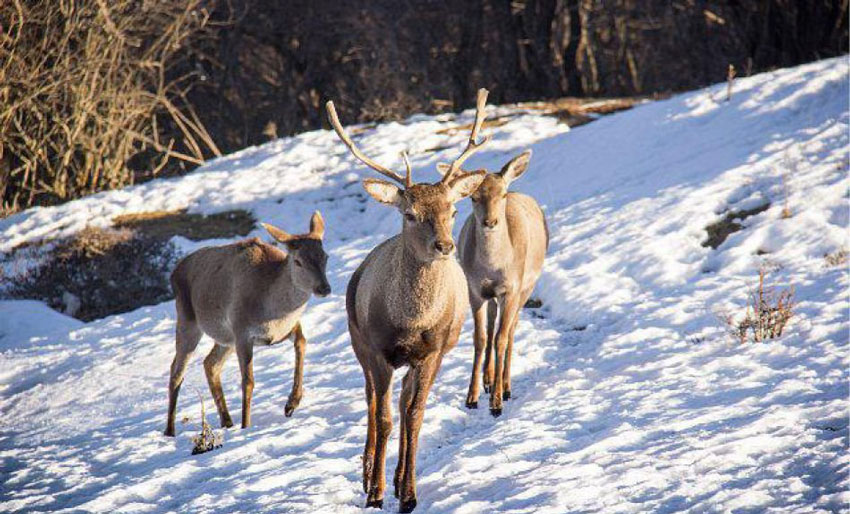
[465, 400, 478, 409]
[399, 498, 417, 513]
[164, 427, 175, 437]
[483, 385, 491, 393]
[221, 417, 234, 428]
[285, 405, 295, 417]
[502, 390, 511, 400]
[365, 498, 383, 509]
[490, 407, 502, 418]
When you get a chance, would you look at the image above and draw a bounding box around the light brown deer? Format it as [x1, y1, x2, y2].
[326, 91, 489, 512]
[164, 212, 330, 437]
[457, 145, 548, 416]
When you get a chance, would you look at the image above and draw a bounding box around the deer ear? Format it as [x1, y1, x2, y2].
[261, 222, 294, 243]
[448, 171, 486, 202]
[362, 178, 402, 206]
[499, 150, 532, 185]
[309, 211, 325, 239]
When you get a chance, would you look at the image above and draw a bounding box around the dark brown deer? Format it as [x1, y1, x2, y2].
[326, 91, 489, 512]
[164, 212, 330, 437]
[457, 145, 548, 416]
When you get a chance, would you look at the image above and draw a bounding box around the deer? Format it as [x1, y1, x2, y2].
[456, 135, 548, 417]
[164, 211, 330, 437]
[325, 91, 489, 512]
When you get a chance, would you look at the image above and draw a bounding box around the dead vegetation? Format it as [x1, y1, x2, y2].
[7, 227, 179, 321]
[113, 209, 255, 241]
[4, 209, 255, 320]
[824, 248, 848, 268]
[702, 203, 771, 249]
[190, 389, 223, 455]
[0, 0, 225, 214]
[720, 267, 795, 344]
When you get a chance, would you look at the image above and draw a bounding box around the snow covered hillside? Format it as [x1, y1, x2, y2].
[1, 57, 848, 513]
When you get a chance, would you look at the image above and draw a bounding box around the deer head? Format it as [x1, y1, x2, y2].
[469, 150, 532, 229]
[261, 211, 331, 296]
[326, 93, 489, 262]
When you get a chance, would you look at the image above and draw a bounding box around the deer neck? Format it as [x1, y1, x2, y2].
[475, 217, 513, 270]
[272, 258, 311, 309]
[389, 236, 456, 328]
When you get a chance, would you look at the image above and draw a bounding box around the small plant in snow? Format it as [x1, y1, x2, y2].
[720, 267, 795, 344]
[824, 248, 848, 268]
[190, 389, 223, 455]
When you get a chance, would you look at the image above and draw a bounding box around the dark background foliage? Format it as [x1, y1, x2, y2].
[2, 0, 847, 212]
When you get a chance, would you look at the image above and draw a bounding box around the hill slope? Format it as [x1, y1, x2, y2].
[1, 57, 848, 513]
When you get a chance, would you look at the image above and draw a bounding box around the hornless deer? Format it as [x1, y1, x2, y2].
[326, 92, 488, 512]
[456, 145, 548, 417]
[164, 212, 330, 437]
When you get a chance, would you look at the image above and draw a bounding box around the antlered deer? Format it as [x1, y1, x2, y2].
[164, 212, 330, 437]
[326, 92, 488, 512]
[457, 143, 548, 416]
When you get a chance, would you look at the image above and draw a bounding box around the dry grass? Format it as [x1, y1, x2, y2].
[824, 248, 848, 268]
[113, 209, 255, 241]
[702, 203, 771, 249]
[720, 267, 795, 344]
[190, 389, 223, 455]
[6, 226, 178, 321]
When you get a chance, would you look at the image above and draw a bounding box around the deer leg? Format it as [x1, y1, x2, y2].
[490, 293, 520, 417]
[366, 362, 393, 509]
[165, 319, 202, 437]
[398, 356, 441, 513]
[502, 315, 520, 401]
[285, 323, 307, 417]
[350, 328, 376, 494]
[395, 369, 414, 498]
[465, 300, 487, 408]
[235, 340, 255, 429]
[482, 299, 497, 393]
[203, 343, 234, 428]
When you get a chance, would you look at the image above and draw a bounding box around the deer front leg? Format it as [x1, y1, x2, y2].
[465, 300, 488, 409]
[285, 323, 307, 417]
[398, 356, 441, 513]
[235, 340, 255, 429]
[366, 364, 393, 509]
[502, 315, 520, 401]
[204, 343, 235, 428]
[482, 299, 497, 393]
[490, 293, 520, 417]
[395, 369, 414, 498]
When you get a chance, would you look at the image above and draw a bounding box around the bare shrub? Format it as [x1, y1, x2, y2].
[824, 248, 848, 268]
[720, 267, 795, 343]
[190, 389, 223, 455]
[0, 0, 223, 213]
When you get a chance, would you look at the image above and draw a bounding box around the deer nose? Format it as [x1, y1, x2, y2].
[484, 218, 498, 228]
[434, 240, 454, 255]
[314, 283, 331, 297]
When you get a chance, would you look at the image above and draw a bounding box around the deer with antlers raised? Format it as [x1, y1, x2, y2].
[326, 91, 490, 512]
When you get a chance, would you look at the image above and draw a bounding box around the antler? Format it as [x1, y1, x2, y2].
[442, 88, 492, 183]
[326, 101, 407, 186]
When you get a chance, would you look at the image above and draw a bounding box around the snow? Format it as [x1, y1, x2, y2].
[1, 57, 848, 513]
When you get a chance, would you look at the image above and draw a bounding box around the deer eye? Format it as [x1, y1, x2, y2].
[294, 259, 303, 267]
[451, 210, 458, 218]
[404, 213, 416, 222]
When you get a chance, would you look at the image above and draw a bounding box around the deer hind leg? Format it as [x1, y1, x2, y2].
[350, 326, 376, 494]
[490, 293, 520, 417]
[235, 339, 255, 429]
[366, 361, 393, 509]
[482, 299, 498, 393]
[204, 343, 234, 428]
[285, 323, 307, 417]
[395, 368, 414, 498]
[398, 356, 442, 513]
[465, 300, 488, 409]
[165, 318, 202, 437]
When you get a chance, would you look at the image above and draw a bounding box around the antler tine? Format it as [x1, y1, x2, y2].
[325, 101, 407, 186]
[443, 88, 492, 183]
[401, 151, 413, 188]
